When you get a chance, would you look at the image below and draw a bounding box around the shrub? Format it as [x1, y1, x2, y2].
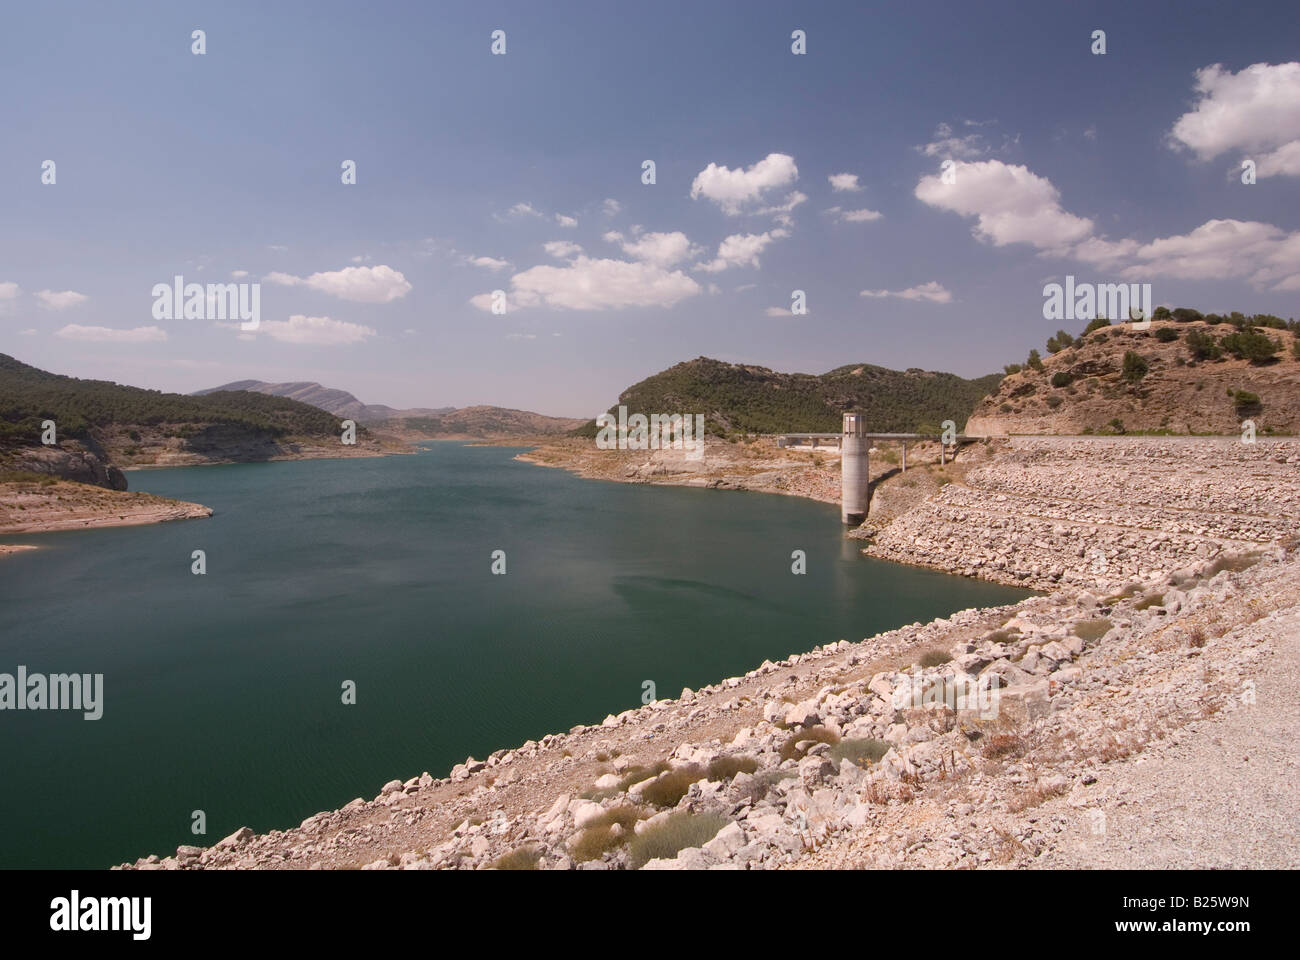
[1045, 330, 1075, 353]
[1003, 363, 1022, 375]
[492, 845, 542, 870]
[638, 765, 705, 808]
[1220, 330, 1280, 362]
[1025, 349, 1044, 372]
[1050, 371, 1074, 388]
[706, 755, 759, 781]
[1046, 395, 1063, 408]
[1185, 329, 1222, 361]
[1155, 327, 1179, 342]
[1171, 307, 1204, 323]
[918, 650, 952, 668]
[627, 812, 729, 869]
[1122, 351, 1149, 383]
[778, 726, 841, 763]
[1081, 317, 1112, 337]
[1232, 390, 1262, 412]
[829, 738, 891, 767]
[1073, 618, 1112, 642]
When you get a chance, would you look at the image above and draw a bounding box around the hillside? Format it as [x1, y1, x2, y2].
[198, 379, 583, 438]
[0, 354, 386, 487]
[967, 316, 1300, 436]
[575, 357, 1003, 437]
[196, 380, 453, 423]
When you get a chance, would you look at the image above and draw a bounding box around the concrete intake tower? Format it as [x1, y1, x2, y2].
[841, 413, 869, 525]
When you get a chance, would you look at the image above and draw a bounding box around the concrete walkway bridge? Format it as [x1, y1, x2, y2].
[776, 414, 986, 524]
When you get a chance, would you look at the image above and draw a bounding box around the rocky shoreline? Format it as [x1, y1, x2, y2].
[0, 478, 212, 543]
[119, 436, 1300, 870]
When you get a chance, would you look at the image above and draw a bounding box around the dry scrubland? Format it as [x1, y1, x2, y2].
[123, 435, 1300, 870]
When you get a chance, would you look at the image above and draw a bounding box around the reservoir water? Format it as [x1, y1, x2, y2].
[0, 443, 1030, 867]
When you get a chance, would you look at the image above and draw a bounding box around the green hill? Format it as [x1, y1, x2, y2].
[0, 353, 345, 444]
[574, 357, 1002, 437]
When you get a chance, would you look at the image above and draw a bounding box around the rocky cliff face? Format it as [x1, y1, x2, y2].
[5, 442, 127, 490]
[966, 320, 1300, 436]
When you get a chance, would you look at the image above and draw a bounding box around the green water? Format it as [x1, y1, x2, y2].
[0, 443, 1029, 868]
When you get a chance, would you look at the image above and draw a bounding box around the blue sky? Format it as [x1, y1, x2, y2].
[2, 0, 1298, 416]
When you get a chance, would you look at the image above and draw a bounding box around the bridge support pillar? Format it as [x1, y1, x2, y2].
[901, 442, 907, 473]
[841, 413, 869, 525]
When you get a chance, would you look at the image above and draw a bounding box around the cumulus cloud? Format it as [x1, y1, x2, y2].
[828, 173, 863, 192]
[36, 289, 88, 310]
[602, 198, 621, 216]
[468, 255, 511, 271]
[915, 159, 1093, 251]
[507, 202, 543, 219]
[764, 306, 795, 317]
[615, 231, 696, 267]
[1168, 62, 1300, 177]
[860, 281, 953, 303]
[56, 324, 166, 342]
[695, 230, 789, 273]
[474, 257, 701, 311]
[690, 153, 798, 214]
[263, 265, 411, 303]
[1120, 219, 1300, 290]
[554, 213, 578, 228]
[0, 281, 19, 300]
[252, 314, 377, 345]
[231, 269, 249, 278]
[543, 241, 583, 259]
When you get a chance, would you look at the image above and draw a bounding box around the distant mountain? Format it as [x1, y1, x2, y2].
[967, 315, 1300, 436]
[574, 357, 1003, 437]
[197, 379, 585, 437]
[195, 380, 454, 423]
[1, 354, 380, 487]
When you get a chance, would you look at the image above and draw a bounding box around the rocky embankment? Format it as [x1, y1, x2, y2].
[863, 437, 1300, 593]
[120, 436, 1300, 870]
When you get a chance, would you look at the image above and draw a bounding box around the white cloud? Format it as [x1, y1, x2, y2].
[253, 314, 377, 345]
[825, 206, 883, 223]
[468, 255, 511, 271]
[231, 269, 249, 278]
[1168, 62, 1300, 177]
[602, 230, 624, 244]
[915, 159, 1093, 251]
[918, 122, 990, 160]
[602, 198, 621, 216]
[19, 328, 37, 335]
[507, 202, 543, 219]
[617, 231, 695, 267]
[764, 306, 794, 317]
[56, 324, 166, 342]
[828, 173, 862, 192]
[695, 230, 789, 273]
[1116, 219, 1300, 290]
[263, 265, 411, 303]
[505, 333, 537, 340]
[543, 241, 583, 259]
[0, 281, 19, 301]
[477, 256, 701, 311]
[555, 213, 578, 228]
[690, 153, 799, 214]
[860, 281, 953, 303]
[36, 289, 88, 310]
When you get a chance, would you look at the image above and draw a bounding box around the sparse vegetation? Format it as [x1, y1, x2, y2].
[627, 811, 729, 869]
